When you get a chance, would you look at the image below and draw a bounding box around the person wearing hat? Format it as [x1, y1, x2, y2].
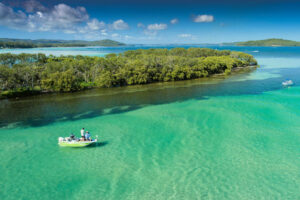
[85, 131, 91, 141]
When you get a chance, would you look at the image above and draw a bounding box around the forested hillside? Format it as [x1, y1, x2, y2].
[236, 38, 300, 46]
[0, 39, 125, 48]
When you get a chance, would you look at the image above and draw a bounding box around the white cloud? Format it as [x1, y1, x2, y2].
[64, 29, 77, 34]
[147, 23, 167, 31]
[0, 3, 27, 28]
[193, 15, 214, 23]
[111, 33, 119, 37]
[0, 2, 90, 32]
[0, 1, 129, 41]
[80, 32, 102, 40]
[36, 11, 43, 17]
[178, 34, 192, 38]
[101, 29, 108, 36]
[50, 4, 89, 25]
[111, 19, 129, 30]
[78, 19, 106, 35]
[170, 18, 178, 24]
[87, 19, 105, 31]
[177, 33, 197, 41]
[143, 23, 168, 36]
[137, 22, 145, 28]
[144, 30, 157, 36]
[124, 35, 132, 40]
[0, 1, 132, 41]
[36, 4, 89, 32]
[23, 0, 47, 13]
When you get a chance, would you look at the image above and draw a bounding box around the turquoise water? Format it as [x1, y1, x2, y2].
[1, 46, 300, 199]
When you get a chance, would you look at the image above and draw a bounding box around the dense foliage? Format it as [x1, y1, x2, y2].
[0, 48, 257, 98]
[236, 38, 300, 46]
[0, 39, 125, 49]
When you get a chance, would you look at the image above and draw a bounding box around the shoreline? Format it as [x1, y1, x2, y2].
[0, 65, 258, 100]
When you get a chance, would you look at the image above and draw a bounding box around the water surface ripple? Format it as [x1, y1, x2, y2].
[0, 46, 300, 200]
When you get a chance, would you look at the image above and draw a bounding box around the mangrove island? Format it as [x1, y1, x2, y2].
[0, 48, 257, 98]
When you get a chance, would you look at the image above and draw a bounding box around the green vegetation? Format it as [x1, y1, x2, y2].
[0, 48, 257, 98]
[235, 38, 300, 46]
[0, 39, 125, 49]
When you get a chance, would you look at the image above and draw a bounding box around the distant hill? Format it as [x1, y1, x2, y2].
[0, 38, 125, 48]
[235, 38, 300, 47]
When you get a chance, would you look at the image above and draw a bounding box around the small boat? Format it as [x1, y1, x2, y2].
[282, 80, 293, 87]
[58, 136, 98, 147]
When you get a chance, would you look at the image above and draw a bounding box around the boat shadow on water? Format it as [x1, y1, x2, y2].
[87, 141, 109, 148]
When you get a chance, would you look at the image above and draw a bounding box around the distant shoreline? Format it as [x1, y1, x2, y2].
[2, 37, 300, 49]
[0, 39, 125, 49]
[234, 38, 300, 47]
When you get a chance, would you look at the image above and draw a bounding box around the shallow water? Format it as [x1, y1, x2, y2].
[0, 46, 300, 200]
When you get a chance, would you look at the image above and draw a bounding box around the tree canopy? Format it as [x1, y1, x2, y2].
[0, 39, 125, 49]
[0, 48, 257, 98]
[236, 38, 300, 46]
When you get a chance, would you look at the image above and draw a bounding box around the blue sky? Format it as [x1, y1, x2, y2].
[0, 0, 300, 44]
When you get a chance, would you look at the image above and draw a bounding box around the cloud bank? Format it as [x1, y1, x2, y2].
[0, 1, 130, 40]
[23, 0, 47, 12]
[0, 2, 89, 32]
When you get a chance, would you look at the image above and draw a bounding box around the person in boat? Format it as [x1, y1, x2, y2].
[70, 133, 75, 140]
[81, 128, 85, 141]
[85, 131, 91, 141]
